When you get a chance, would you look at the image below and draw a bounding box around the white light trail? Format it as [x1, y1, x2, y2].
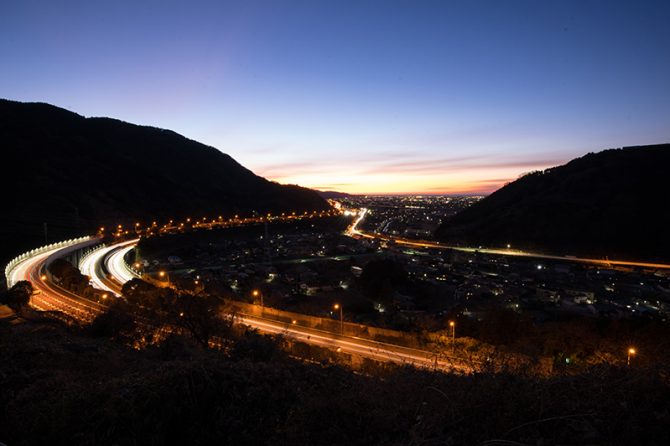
[105, 242, 139, 284]
[80, 246, 119, 295]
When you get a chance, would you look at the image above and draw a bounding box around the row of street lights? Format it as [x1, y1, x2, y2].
[250, 290, 344, 334]
[100, 209, 341, 238]
[186, 284, 639, 367]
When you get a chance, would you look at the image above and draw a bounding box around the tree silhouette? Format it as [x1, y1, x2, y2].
[88, 302, 137, 340]
[2, 280, 32, 313]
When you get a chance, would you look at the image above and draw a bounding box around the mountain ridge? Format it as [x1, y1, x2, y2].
[0, 99, 330, 263]
[435, 144, 670, 261]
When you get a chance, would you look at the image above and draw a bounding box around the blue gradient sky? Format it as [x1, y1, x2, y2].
[2, 0, 669, 194]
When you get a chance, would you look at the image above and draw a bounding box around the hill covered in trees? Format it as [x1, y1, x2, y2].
[436, 144, 670, 261]
[0, 99, 329, 263]
[1, 308, 668, 445]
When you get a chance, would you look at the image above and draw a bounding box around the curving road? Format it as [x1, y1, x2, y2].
[84, 206, 670, 372]
[8, 206, 668, 374]
[80, 246, 119, 295]
[345, 207, 670, 270]
[88, 238, 469, 372]
[10, 243, 106, 322]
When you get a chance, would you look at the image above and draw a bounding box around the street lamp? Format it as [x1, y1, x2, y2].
[627, 347, 636, 366]
[449, 320, 456, 346]
[253, 289, 264, 307]
[159, 270, 170, 284]
[334, 303, 344, 334]
[40, 274, 47, 281]
[133, 262, 143, 275]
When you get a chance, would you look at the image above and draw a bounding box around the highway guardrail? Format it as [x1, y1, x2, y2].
[4, 236, 92, 288]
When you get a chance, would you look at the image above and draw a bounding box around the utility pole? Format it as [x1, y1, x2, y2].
[334, 304, 344, 334]
[264, 221, 272, 265]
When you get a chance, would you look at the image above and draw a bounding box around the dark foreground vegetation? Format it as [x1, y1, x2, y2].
[1, 312, 669, 445]
[436, 144, 670, 261]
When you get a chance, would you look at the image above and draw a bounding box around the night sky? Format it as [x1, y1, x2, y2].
[2, 0, 669, 194]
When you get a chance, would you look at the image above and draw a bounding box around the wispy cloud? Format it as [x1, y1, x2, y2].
[254, 160, 335, 177]
[360, 154, 564, 175]
[246, 147, 574, 194]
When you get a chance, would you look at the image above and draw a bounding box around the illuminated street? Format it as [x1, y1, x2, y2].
[343, 205, 670, 270]
[89, 236, 472, 373]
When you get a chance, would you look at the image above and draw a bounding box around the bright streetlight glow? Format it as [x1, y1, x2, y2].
[334, 303, 343, 333]
[252, 289, 263, 307]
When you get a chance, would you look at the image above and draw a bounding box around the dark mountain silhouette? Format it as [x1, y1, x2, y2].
[435, 144, 670, 261]
[0, 99, 329, 262]
[317, 190, 353, 199]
